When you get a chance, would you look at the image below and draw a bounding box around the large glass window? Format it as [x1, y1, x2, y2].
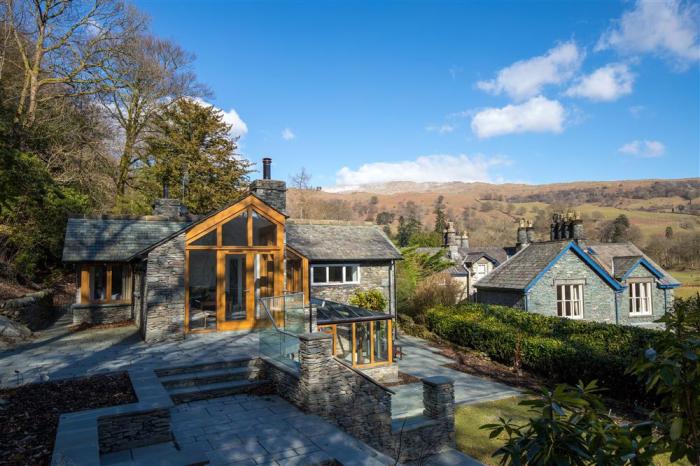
[225, 254, 247, 321]
[222, 211, 247, 246]
[374, 320, 389, 362]
[556, 284, 583, 319]
[354, 322, 371, 365]
[192, 230, 216, 246]
[188, 250, 217, 329]
[111, 264, 124, 301]
[335, 323, 353, 364]
[252, 212, 277, 246]
[629, 282, 653, 315]
[90, 265, 107, 301]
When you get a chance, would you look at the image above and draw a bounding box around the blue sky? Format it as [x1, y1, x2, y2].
[134, 0, 700, 188]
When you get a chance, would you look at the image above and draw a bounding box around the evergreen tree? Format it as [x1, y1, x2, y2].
[433, 195, 448, 233]
[396, 215, 422, 247]
[145, 99, 252, 214]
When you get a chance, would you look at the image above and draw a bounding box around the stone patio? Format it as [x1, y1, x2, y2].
[392, 335, 521, 421]
[0, 313, 259, 388]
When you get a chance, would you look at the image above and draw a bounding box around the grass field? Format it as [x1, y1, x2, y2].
[455, 397, 690, 466]
[670, 269, 700, 299]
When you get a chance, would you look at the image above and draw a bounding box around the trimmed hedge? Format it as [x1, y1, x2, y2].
[426, 303, 661, 402]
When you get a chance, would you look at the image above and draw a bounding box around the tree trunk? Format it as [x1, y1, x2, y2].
[117, 134, 136, 195]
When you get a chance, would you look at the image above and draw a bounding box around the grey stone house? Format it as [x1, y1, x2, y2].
[474, 214, 680, 326]
[62, 159, 401, 376]
[417, 222, 516, 298]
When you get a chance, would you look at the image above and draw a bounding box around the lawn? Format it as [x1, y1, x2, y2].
[455, 397, 690, 466]
[670, 269, 700, 300]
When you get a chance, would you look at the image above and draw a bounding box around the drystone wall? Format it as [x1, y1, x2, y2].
[97, 408, 171, 454]
[72, 302, 132, 325]
[1, 290, 54, 330]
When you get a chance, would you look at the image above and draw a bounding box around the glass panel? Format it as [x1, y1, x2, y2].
[255, 253, 276, 318]
[111, 264, 123, 301]
[354, 322, 371, 366]
[188, 250, 217, 330]
[222, 211, 248, 246]
[328, 266, 344, 283]
[91, 265, 107, 301]
[345, 265, 358, 283]
[192, 230, 216, 246]
[373, 320, 389, 362]
[335, 323, 353, 364]
[312, 266, 326, 284]
[252, 211, 277, 246]
[225, 254, 247, 321]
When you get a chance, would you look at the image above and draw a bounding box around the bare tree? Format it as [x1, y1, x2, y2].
[97, 33, 204, 195]
[5, 0, 136, 127]
[290, 167, 312, 190]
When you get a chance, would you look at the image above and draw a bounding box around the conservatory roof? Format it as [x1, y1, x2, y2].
[312, 298, 392, 324]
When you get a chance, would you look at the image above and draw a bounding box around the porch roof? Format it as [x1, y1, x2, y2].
[312, 298, 392, 324]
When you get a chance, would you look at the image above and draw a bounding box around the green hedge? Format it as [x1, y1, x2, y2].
[425, 303, 661, 402]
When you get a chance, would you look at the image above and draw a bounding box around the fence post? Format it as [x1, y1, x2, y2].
[422, 376, 456, 444]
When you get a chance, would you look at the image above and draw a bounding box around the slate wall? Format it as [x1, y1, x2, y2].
[72, 302, 132, 325]
[310, 261, 393, 312]
[98, 408, 171, 454]
[527, 249, 617, 323]
[477, 288, 526, 309]
[144, 232, 186, 342]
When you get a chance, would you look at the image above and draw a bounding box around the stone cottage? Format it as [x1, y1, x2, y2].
[416, 222, 516, 298]
[62, 158, 401, 376]
[474, 213, 680, 326]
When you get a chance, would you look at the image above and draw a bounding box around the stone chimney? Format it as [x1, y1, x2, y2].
[550, 211, 583, 241]
[526, 220, 535, 243]
[250, 157, 287, 213]
[153, 198, 188, 219]
[153, 182, 188, 219]
[443, 222, 460, 259]
[571, 211, 584, 241]
[459, 233, 469, 249]
[516, 218, 530, 251]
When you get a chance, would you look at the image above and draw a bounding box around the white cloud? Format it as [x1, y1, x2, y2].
[596, 0, 700, 67]
[332, 154, 509, 189]
[629, 105, 645, 118]
[565, 63, 635, 101]
[471, 96, 565, 139]
[281, 128, 296, 140]
[476, 41, 584, 101]
[426, 124, 455, 134]
[194, 98, 248, 138]
[618, 139, 666, 157]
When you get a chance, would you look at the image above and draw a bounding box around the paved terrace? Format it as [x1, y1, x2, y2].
[0, 316, 259, 388]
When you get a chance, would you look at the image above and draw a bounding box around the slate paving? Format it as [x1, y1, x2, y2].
[167, 394, 394, 466]
[392, 334, 521, 420]
[0, 320, 259, 388]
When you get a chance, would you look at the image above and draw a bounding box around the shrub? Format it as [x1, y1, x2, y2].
[348, 288, 388, 311]
[425, 303, 662, 403]
[411, 273, 464, 324]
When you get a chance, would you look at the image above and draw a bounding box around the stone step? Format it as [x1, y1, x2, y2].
[155, 357, 259, 378]
[168, 379, 272, 404]
[159, 366, 261, 389]
[101, 441, 208, 466]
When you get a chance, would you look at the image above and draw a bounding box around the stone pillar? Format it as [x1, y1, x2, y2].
[422, 376, 455, 444]
[153, 198, 188, 219]
[298, 332, 334, 415]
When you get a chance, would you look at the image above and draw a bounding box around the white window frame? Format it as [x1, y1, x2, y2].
[556, 283, 584, 319]
[311, 264, 361, 285]
[629, 281, 653, 316]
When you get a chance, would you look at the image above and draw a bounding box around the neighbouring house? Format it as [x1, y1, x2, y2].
[62, 158, 401, 379]
[474, 213, 680, 327]
[416, 222, 516, 299]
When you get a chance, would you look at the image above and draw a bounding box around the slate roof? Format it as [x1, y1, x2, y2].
[286, 222, 402, 261]
[474, 241, 570, 290]
[612, 256, 642, 279]
[62, 218, 191, 262]
[585, 242, 679, 287]
[461, 246, 514, 266]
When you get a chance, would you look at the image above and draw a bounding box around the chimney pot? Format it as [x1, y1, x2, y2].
[262, 157, 272, 180]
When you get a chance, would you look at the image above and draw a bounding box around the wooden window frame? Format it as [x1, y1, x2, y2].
[629, 281, 653, 316]
[80, 263, 132, 305]
[318, 320, 393, 368]
[184, 200, 286, 334]
[556, 283, 584, 319]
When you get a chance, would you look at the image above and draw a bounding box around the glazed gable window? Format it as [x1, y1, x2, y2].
[629, 282, 653, 316]
[311, 265, 360, 285]
[556, 283, 583, 319]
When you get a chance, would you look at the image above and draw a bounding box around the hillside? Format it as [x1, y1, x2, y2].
[287, 178, 700, 247]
